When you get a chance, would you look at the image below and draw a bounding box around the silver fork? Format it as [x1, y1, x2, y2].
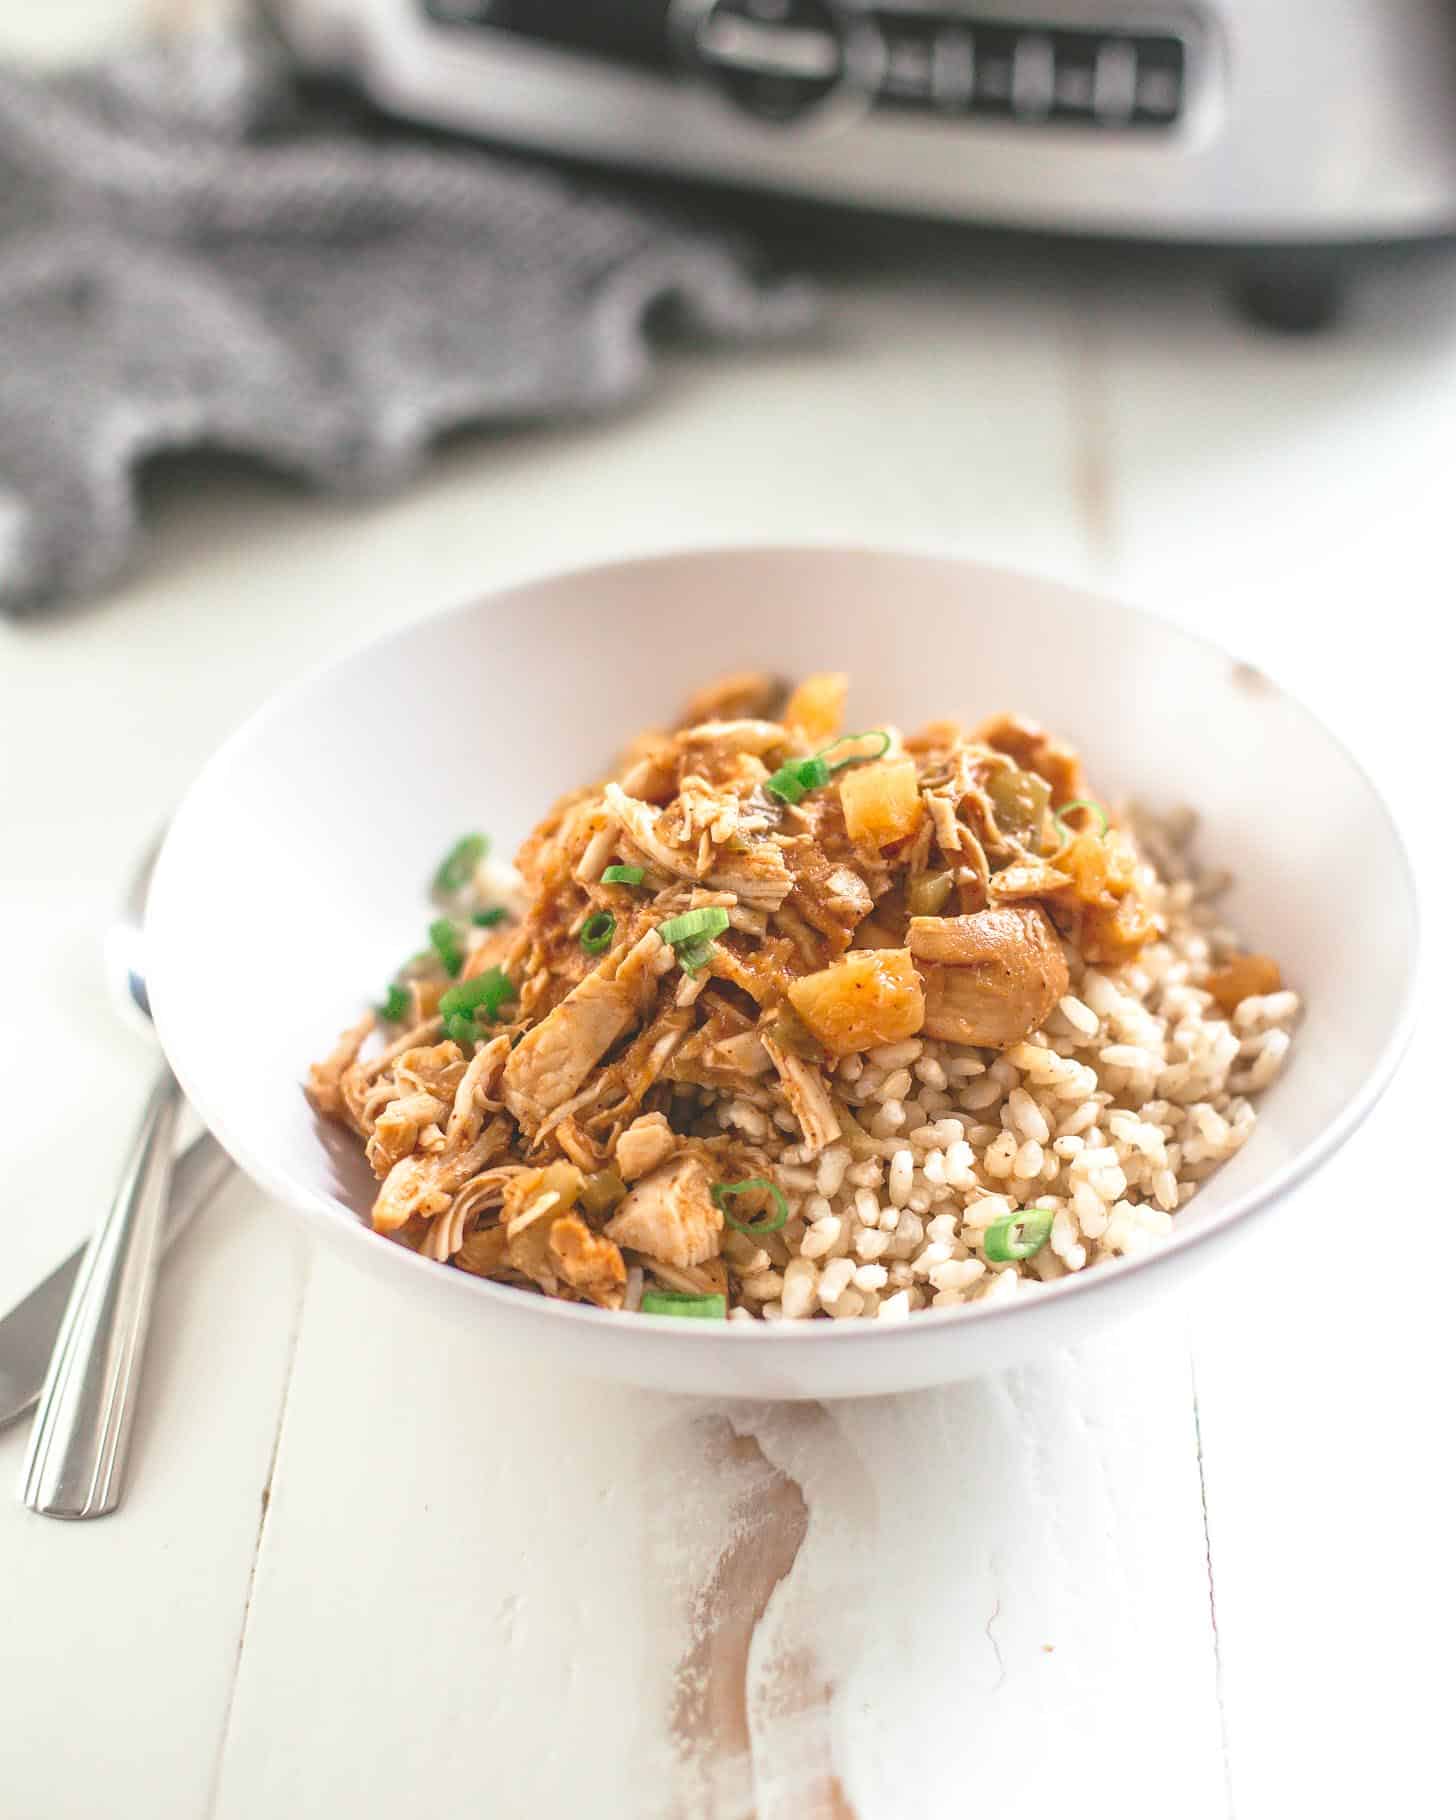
[19, 839, 209, 1519]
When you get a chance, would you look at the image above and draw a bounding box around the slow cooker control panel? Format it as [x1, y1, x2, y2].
[867, 10, 1185, 127]
[421, 1, 1188, 131]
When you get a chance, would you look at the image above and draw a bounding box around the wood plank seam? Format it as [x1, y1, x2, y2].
[203, 1250, 312, 1820]
[1193, 1371, 1236, 1820]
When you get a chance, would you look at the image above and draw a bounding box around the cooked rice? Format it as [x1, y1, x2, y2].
[690, 809, 1299, 1320]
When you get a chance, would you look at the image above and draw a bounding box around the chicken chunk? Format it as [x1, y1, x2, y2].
[762, 1032, 840, 1157]
[366, 1090, 448, 1178]
[304, 1011, 374, 1121]
[605, 785, 793, 910]
[502, 930, 667, 1132]
[615, 1111, 678, 1182]
[606, 1154, 723, 1268]
[911, 905, 1069, 1049]
[548, 1214, 627, 1309]
[453, 1224, 511, 1279]
[501, 1163, 585, 1293]
[781, 839, 873, 952]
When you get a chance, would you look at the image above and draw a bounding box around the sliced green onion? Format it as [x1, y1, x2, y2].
[376, 983, 410, 1024]
[766, 731, 892, 804]
[601, 865, 645, 887]
[766, 755, 831, 805]
[478, 966, 517, 1022]
[580, 911, 616, 955]
[433, 833, 488, 895]
[820, 730, 892, 773]
[440, 967, 515, 1025]
[675, 936, 715, 976]
[983, 1205, 1055, 1263]
[657, 907, 730, 976]
[640, 1290, 727, 1320]
[440, 972, 499, 1018]
[1053, 799, 1109, 843]
[472, 907, 508, 928]
[443, 1012, 479, 1048]
[428, 917, 465, 978]
[713, 1177, 789, 1237]
[658, 907, 731, 947]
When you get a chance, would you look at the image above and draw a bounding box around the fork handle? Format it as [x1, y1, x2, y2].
[20, 1066, 182, 1519]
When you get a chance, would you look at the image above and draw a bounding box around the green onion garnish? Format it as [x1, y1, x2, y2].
[657, 907, 731, 975]
[820, 730, 893, 770]
[433, 833, 488, 895]
[438, 966, 516, 1025]
[601, 865, 645, 887]
[580, 911, 616, 955]
[439, 971, 504, 1019]
[438, 975, 516, 1033]
[765, 755, 831, 805]
[376, 984, 410, 1024]
[1053, 800, 1109, 843]
[479, 967, 516, 1021]
[674, 937, 715, 976]
[428, 917, 465, 978]
[712, 1177, 789, 1237]
[658, 907, 731, 946]
[472, 907, 508, 928]
[443, 1012, 479, 1048]
[983, 1206, 1055, 1263]
[766, 730, 892, 805]
[640, 1290, 728, 1320]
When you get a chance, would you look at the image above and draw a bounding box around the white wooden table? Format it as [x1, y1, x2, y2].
[2, 14, 1450, 1818]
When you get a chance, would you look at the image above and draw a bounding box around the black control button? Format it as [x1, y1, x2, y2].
[1132, 34, 1185, 123]
[969, 24, 1018, 118]
[690, 0, 850, 122]
[866, 14, 1186, 130]
[1047, 29, 1099, 121]
[878, 17, 937, 108]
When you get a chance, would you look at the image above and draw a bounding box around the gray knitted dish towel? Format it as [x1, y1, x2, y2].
[0, 33, 813, 615]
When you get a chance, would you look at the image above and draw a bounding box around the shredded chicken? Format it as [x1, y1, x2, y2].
[605, 1154, 723, 1268]
[615, 1112, 677, 1182]
[309, 671, 1171, 1317]
[911, 905, 1070, 1049]
[502, 928, 669, 1132]
[761, 1032, 840, 1157]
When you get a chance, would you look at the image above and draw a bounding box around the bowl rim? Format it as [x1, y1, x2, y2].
[147, 541, 1422, 1347]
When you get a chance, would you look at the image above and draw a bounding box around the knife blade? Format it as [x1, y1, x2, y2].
[0, 1129, 233, 1432]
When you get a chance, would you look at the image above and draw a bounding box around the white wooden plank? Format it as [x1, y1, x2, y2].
[1099, 254, 1456, 1820]
[0, 1179, 307, 1820]
[740, 1327, 1228, 1820]
[209, 1255, 678, 1820]
[214, 1252, 1225, 1820]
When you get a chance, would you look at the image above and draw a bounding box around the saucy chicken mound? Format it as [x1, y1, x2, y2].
[308, 673, 1214, 1319]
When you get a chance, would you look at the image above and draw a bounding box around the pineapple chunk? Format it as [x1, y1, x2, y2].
[783, 671, 847, 746]
[787, 948, 925, 1057]
[839, 758, 923, 850]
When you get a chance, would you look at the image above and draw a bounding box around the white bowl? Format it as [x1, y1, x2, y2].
[146, 548, 1417, 1399]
